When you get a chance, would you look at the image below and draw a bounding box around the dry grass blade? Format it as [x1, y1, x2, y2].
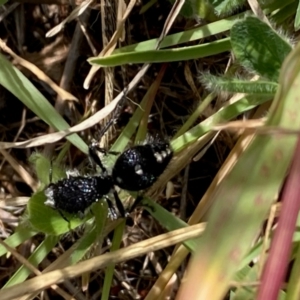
[212, 119, 265, 131]
[155, 0, 186, 48]
[214, 121, 300, 135]
[0, 240, 73, 300]
[0, 197, 29, 207]
[0, 93, 124, 149]
[0, 224, 205, 300]
[247, 0, 270, 25]
[0, 149, 37, 191]
[84, 0, 137, 89]
[0, 39, 78, 102]
[45, 0, 94, 38]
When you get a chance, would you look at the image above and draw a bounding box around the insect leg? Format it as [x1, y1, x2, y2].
[58, 209, 70, 224]
[104, 196, 118, 219]
[97, 88, 128, 139]
[129, 195, 144, 212]
[88, 142, 107, 173]
[49, 158, 53, 184]
[111, 189, 128, 218]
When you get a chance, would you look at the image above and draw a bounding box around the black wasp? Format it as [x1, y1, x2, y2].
[44, 140, 173, 219]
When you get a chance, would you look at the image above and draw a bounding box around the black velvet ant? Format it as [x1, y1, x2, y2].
[44, 140, 173, 219]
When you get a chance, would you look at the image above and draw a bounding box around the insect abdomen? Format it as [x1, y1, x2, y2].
[44, 175, 112, 214]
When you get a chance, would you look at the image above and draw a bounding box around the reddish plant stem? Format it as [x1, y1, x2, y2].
[257, 136, 300, 299]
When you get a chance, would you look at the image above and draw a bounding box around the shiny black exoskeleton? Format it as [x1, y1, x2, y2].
[44, 174, 126, 218]
[45, 175, 109, 214]
[44, 140, 173, 219]
[112, 142, 173, 191]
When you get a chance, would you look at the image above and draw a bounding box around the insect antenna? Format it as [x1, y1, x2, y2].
[88, 142, 108, 173]
[97, 87, 129, 140]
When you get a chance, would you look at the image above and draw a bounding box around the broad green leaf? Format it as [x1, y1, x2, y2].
[29, 153, 66, 189]
[27, 153, 89, 234]
[27, 191, 89, 235]
[231, 16, 292, 82]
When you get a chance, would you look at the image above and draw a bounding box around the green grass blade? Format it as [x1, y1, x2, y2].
[0, 228, 37, 257]
[232, 264, 286, 300]
[0, 53, 87, 153]
[294, 0, 300, 30]
[63, 203, 108, 266]
[89, 38, 231, 67]
[28, 191, 89, 235]
[112, 13, 245, 55]
[172, 94, 271, 152]
[286, 239, 300, 299]
[173, 93, 216, 139]
[142, 198, 200, 252]
[109, 86, 155, 154]
[101, 220, 125, 300]
[271, 1, 298, 25]
[3, 235, 58, 287]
